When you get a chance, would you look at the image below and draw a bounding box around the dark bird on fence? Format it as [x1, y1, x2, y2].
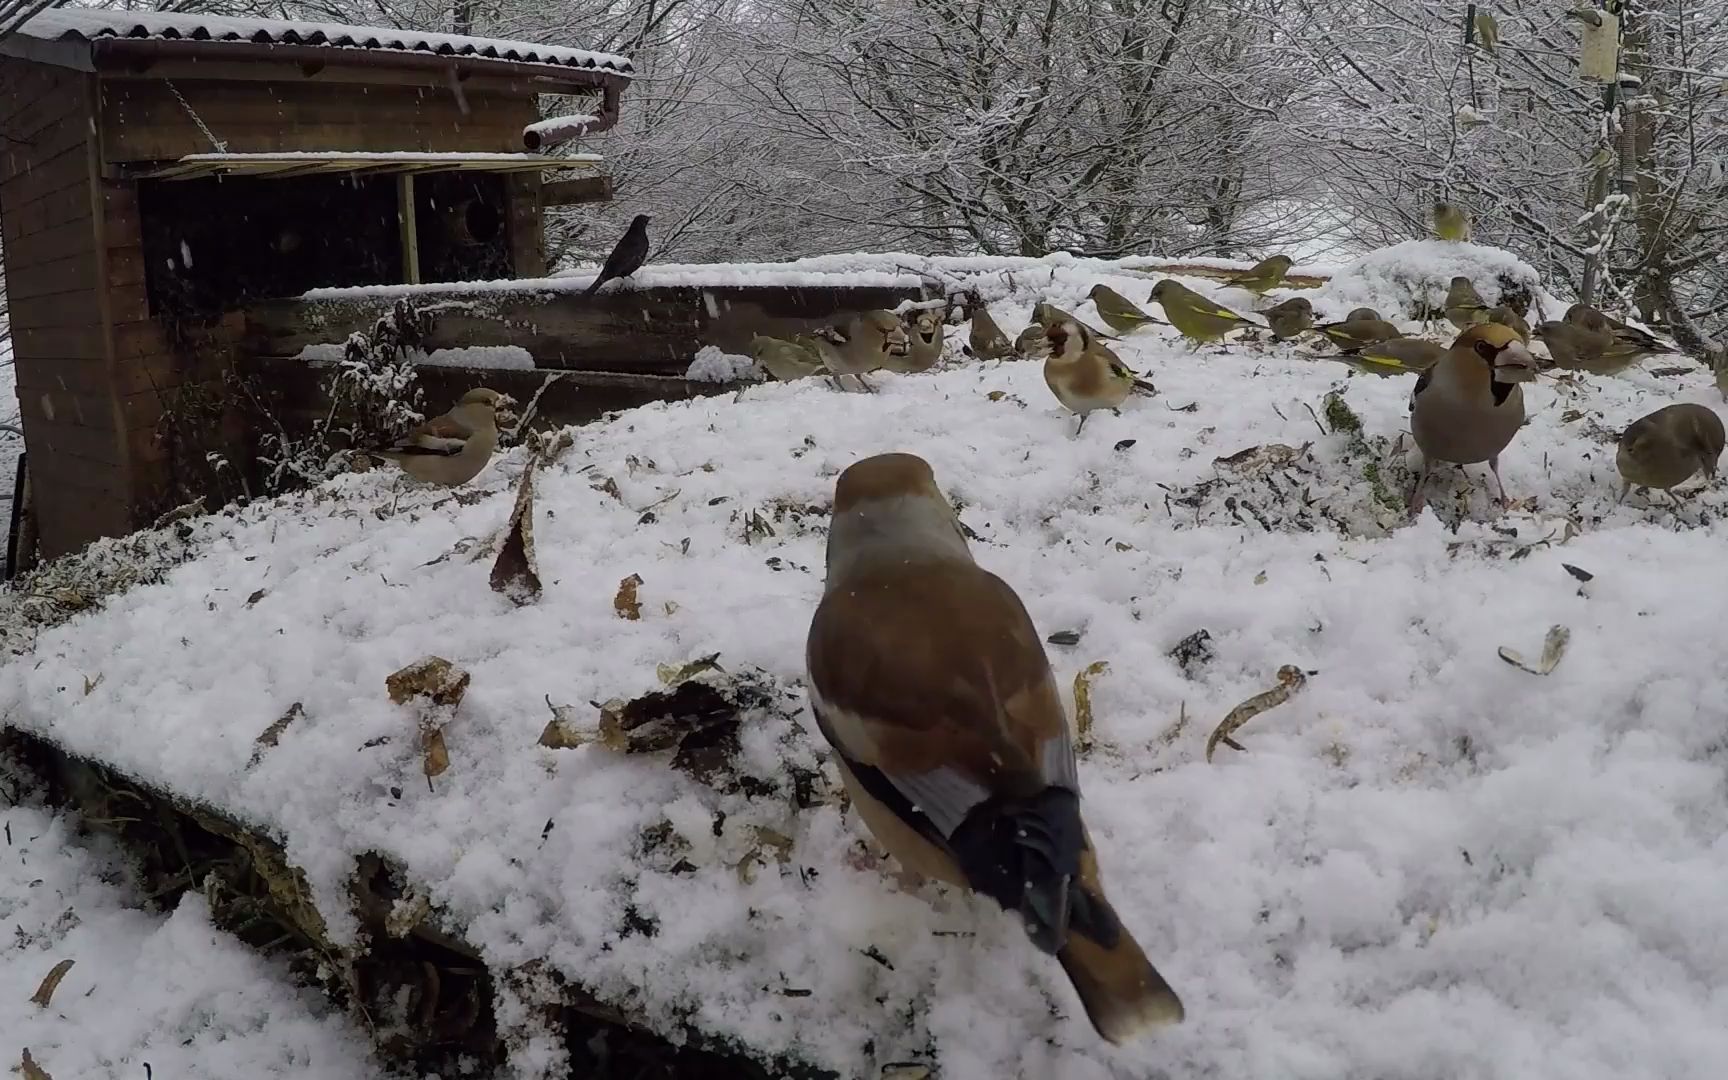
[1087, 284, 1167, 335]
[1148, 279, 1260, 347]
[583, 214, 651, 297]
[1044, 319, 1156, 434]
[1433, 199, 1472, 242]
[1486, 305, 1531, 343]
[363, 388, 511, 486]
[1225, 254, 1294, 295]
[806, 452, 1185, 1045]
[1263, 297, 1314, 341]
[884, 306, 946, 373]
[968, 305, 1016, 361]
[1317, 316, 1401, 353]
[749, 334, 826, 382]
[1616, 403, 1725, 507]
[1408, 323, 1536, 517]
[812, 310, 910, 392]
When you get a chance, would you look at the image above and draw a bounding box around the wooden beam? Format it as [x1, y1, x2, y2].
[397, 174, 421, 285]
[541, 175, 614, 206]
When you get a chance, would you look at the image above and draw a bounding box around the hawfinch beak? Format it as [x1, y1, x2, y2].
[1494, 340, 1538, 382]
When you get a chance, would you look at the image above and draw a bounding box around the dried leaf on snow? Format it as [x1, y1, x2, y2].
[1207, 665, 1309, 762]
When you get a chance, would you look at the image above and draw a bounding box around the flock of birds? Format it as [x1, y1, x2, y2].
[741, 202, 1724, 517]
[336, 204, 1725, 1049]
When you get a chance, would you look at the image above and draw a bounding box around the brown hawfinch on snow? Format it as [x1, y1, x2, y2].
[1408, 322, 1536, 516]
[805, 452, 1185, 1044]
[364, 388, 511, 487]
[1044, 319, 1156, 434]
[812, 310, 911, 392]
[885, 306, 946, 374]
[1616, 403, 1726, 506]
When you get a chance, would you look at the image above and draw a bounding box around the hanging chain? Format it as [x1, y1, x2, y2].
[164, 78, 228, 154]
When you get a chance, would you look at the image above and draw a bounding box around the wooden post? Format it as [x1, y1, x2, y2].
[398, 173, 421, 285]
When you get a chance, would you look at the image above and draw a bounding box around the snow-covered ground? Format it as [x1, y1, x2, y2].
[1, 250, 1725, 1078]
[0, 752, 382, 1079]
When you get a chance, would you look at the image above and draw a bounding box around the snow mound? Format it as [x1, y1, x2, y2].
[1315, 240, 1547, 320]
[0, 755, 379, 1079]
[3, 321, 1726, 1077]
[685, 344, 758, 383]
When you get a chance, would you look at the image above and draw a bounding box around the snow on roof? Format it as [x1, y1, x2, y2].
[1, 255, 1722, 1076]
[15, 8, 632, 76]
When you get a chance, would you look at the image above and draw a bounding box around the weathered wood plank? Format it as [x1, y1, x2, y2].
[4, 250, 98, 300]
[242, 284, 929, 375]
[99, 81, 538, 162]
[541, 175, 614, 207]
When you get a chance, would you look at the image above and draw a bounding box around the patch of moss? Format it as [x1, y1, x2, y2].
[1323, 391, 1363, 437]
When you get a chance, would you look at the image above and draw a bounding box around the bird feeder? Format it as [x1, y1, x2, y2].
[1577, 10, 1620, 83]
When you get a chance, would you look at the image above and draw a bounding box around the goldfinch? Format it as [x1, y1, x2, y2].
[363, 388, 510, 487]
[812, 310, 911, 392]
[1043, 319, 1156, 433]
[1616, 404, 1725, 505]
[1086, 284, 1167, 335]
[1225, 254, 1294, 295]
[885, 307, 945, 374]
[1147, 279, 1260, 347]
[1408, 323, 1536, 515]
[806, 452, 1185, 1044]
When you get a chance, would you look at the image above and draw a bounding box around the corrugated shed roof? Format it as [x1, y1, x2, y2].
[16, 8, 633, 76]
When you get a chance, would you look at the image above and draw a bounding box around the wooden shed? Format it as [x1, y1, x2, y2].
[0, 10, 631, 563]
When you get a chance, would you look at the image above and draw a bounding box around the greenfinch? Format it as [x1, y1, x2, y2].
[1485, 305, 1531, 343]
[1086, 284, 1167, 334]
[1345, 307, 1383, 323]
[1433, 200, 1472, 242]
[968, 305, 1015, 361]
[1316, 317, 1401, 352]
[1444, 276, 1489, 331]
[1356, 337, 1444, 375]
[1616, 403, 1725, 505]
[1263, 297, 1314, 341]
[749, 334, 826, 381]
[1225, 254, 1294, 295]
[1147, 279, 1260, 347]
